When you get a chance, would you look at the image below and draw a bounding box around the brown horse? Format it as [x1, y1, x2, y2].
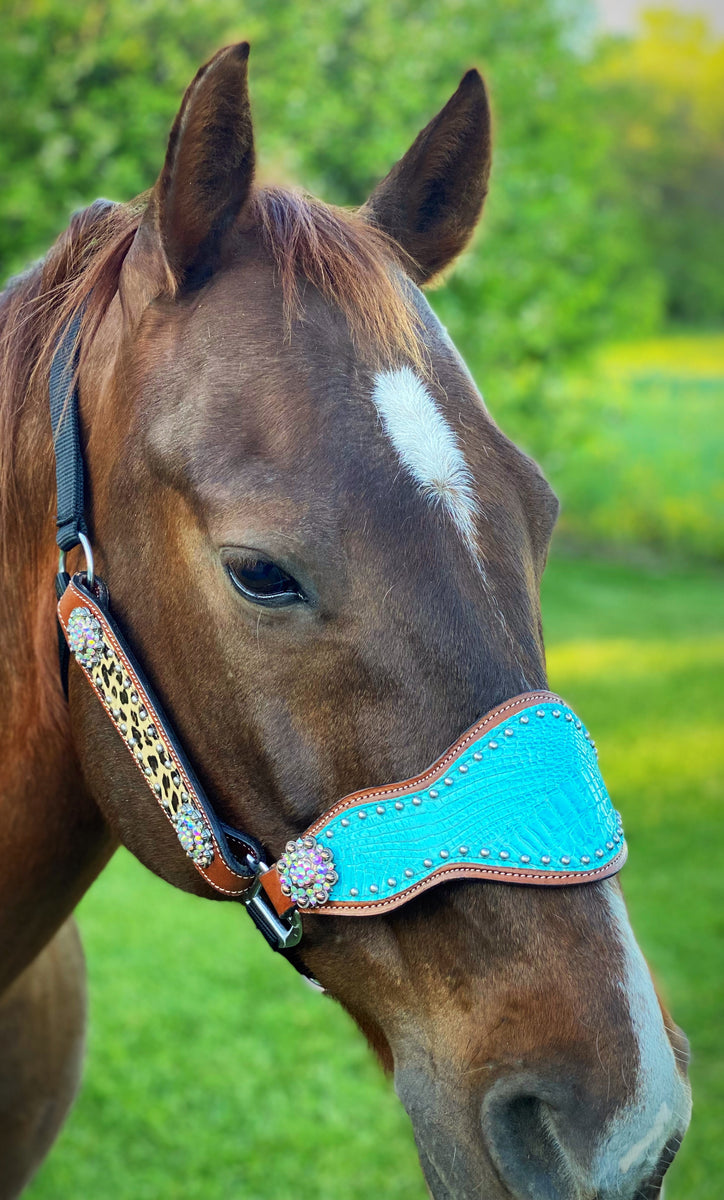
[0, 44, 691, 1200]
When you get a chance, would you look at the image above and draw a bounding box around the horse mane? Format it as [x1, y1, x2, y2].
[0, 187, 426, 547]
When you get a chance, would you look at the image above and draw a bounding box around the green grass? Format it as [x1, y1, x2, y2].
[552, 333, 724, 560]
[26, 555, 723, 1200]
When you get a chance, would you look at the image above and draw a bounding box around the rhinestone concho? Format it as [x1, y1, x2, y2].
[173, 802, 215, 868]
[277, 835, 338, 909]
[65, 602, 215, 869]
[67, 606, 104, 669]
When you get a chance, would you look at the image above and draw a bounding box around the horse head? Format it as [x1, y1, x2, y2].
[59, 44, 690, 1200]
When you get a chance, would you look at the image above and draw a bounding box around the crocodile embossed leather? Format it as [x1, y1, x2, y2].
[258, 693, 626, 917]
[58, 577, 626, 931]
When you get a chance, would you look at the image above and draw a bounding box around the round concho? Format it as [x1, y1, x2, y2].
[173, 803, 215, 868]
[67, 606, 105, 669]
[277, 835, 338, 909]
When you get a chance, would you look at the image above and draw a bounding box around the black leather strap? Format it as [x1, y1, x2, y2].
[49, 308, 87, 553]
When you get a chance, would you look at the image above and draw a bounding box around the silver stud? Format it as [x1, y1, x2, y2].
[412, 796, 422, 806]
[444, 778, 453, 787]
[552, 709, 561, 718]
[473, 751, 483, 761]
[565, 712, 573, 722]
[581, 856, 591, 865]
[504, 728, 514, 737]
[480, 848, 490, 858]
[575, 720, 582, 729]
[128, 736, 137, 747]
[153, 783, 162, 794]
[429, 789, 439, 799]
[458, 764, 468, 773]
[123, 676, 131, 689]
[520, 854, 530, 864]
[537, 709, 545, 718]
[350, 887, 359, 897]
[395, 801, 404, 810]
[376, 805, 386, 815]
[606, 841, 614, 850]
[614, 834, 621, 844]
[440, 849, 449, 859]
[387, 878, 397, 888]
[138, 706, 148, 721]
[541, 855, 551, 864]
[144, 766, 153, 777]
[369, 884, 378, 894]
[147, 725, 157, 738]
[489, 740, 499, 750]
[520, 715, 529, 724]
[171, 773, 181, 787]
[404, 869, 414, 878]
[499, 850, 510, 860]
[111, 707, 120, 719]
[595, 849, 604, 858]
[326, 830, 333, 838]
[358, 811, 366, 819]
[561, 855, 571, 865]
[119, 722, 127, 735]
[341, 818, 350, 827]
[423, 858, 433, 869]
[459, 845, 469, 855]
[155, 742, 164, 755]
[181, 791, 189, 801]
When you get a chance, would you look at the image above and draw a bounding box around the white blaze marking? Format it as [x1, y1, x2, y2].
[593, 888, 691, 1189]
[371, 366, 480, 559]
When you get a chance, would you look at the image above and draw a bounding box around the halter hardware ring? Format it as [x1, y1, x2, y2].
[244, 857, 303, 950]
[58, 531, 95, 587]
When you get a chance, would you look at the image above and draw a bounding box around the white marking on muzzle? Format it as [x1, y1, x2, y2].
[371, 366, 480, 561]
[593, 888, 691, 1189]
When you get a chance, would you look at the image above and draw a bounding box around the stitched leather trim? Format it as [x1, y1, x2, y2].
[302, 846, 628, 916]
[58, 579, 256, 898]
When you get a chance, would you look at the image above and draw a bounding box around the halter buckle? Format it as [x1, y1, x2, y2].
[244, 860, 303, 951]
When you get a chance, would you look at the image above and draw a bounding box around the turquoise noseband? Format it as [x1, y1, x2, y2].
[259, 691, 626, 920]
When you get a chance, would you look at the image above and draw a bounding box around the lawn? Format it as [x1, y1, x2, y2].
[551, 333, 724, 561]
[26, 554, 723, 1200]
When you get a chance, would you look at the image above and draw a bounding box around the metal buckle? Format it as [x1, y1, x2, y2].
[244, 860, 303, 951]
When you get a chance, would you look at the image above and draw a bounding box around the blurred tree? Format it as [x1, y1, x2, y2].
[593, 9, 724, 326]
[0, 0, 659, 460]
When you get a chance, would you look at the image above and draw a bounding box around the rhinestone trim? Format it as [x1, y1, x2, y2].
[276, 835, 338, 909]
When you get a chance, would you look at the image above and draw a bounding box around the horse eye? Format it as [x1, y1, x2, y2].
[226, 558, 306, 608]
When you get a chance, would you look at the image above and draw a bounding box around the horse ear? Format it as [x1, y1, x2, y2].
[362, 70, 491, 284]
[147, 42, 255, 290]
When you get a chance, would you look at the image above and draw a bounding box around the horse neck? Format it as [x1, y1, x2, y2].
[0, 296, 69, 745]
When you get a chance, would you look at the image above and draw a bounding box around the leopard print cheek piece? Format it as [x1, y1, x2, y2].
[57, 577, 261, 898]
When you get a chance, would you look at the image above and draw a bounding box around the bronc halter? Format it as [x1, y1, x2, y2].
[50, 306, 627, 963]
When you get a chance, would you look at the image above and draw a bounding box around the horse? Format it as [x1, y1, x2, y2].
[0, 42, 691, 1200]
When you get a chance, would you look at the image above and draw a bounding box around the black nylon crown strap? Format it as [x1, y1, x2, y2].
[49, 307, 87, 553]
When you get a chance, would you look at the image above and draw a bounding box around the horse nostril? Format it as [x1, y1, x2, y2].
[483, 1077, 582, 1200]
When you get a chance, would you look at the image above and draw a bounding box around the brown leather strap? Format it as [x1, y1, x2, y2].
[58, 579, 256, 898]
